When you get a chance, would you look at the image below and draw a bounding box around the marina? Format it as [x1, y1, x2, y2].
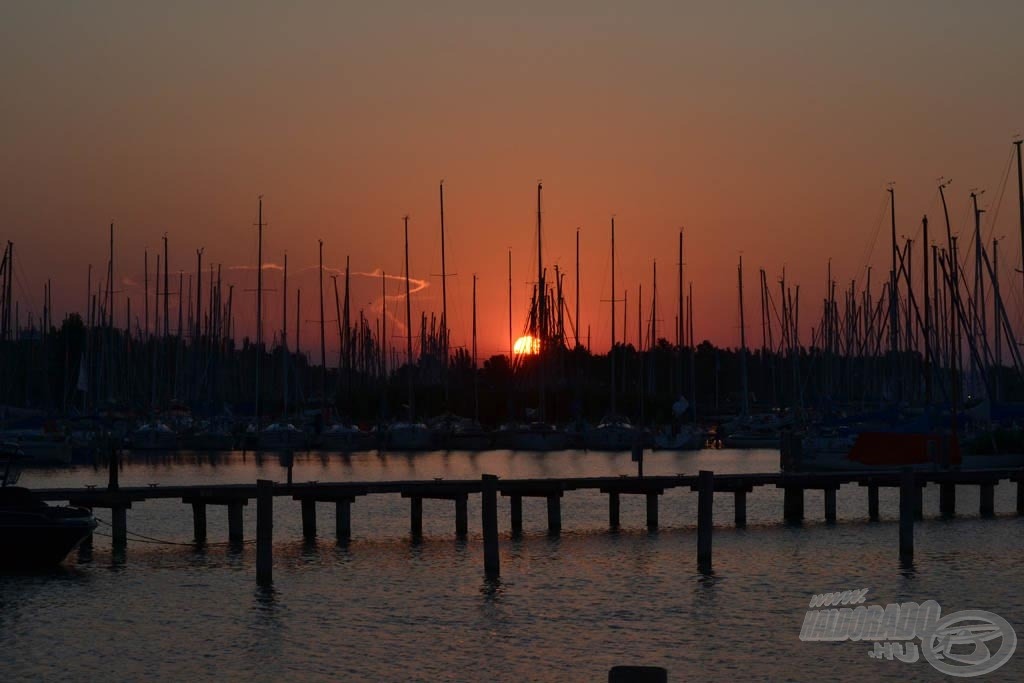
[6, 2, 1024, 679]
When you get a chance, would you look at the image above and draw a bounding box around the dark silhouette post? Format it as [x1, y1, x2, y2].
[899, 469, 914, 564]
[868, 484, 880, 521]
[481, 474, 500, 577]
[980, 483, 995, 518]
[697, 470, 713, 572]
[257, 479, 273, 586]
[940, 482, 956, 517]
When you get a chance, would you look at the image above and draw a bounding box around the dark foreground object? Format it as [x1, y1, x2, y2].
[609, 665, 668, 682]
[0, 487, 97, 567]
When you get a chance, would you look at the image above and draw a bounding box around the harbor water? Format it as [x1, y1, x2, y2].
[4, 448, 1023, 681]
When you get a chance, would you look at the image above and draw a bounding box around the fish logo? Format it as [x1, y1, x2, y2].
[922, 610, 1017, 677]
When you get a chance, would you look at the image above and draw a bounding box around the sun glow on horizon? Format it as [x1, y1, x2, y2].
[513, 335, 540, 356]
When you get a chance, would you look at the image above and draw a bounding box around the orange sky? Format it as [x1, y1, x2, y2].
[3, 2, 1024, 363]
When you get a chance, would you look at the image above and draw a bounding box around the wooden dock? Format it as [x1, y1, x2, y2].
[36, 468, 1024, 584]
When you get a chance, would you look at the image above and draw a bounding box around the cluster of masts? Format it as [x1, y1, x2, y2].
[2, 140, 1024, 424]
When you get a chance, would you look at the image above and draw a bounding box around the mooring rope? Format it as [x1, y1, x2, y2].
[93, 517, 254, 546]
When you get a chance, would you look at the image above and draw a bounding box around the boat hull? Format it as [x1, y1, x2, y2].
[0, 516, 96, 567]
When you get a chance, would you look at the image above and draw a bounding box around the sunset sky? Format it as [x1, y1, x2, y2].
[3, 1, 1024, 362]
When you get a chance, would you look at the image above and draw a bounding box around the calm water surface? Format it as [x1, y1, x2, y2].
[4, 449, 1023, 681]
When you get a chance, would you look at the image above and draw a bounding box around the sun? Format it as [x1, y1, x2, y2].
[513, 335, 540, 356]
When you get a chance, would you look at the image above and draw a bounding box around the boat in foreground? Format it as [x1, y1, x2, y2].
[1, 445, 97, 567]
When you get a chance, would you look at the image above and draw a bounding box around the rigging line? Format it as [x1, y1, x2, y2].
[983, 143, 1016, 247]
[858, 193, 890, 283]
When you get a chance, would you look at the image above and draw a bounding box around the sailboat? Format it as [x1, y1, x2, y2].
[385, 216, 432, 451]
[654, 230, 700, 450]
[585, 216, 642, 451]
[1, 444, 97, 567]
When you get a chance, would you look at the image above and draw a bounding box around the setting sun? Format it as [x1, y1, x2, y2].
[513, 335, 540, 356]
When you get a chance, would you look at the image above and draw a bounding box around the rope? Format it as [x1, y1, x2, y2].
[94, 516, 255, 546]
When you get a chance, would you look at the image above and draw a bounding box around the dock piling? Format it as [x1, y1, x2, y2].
[609, 492, 620, 529]
[111, 505, 128, 549]
[1017, 475, 1024, 515]
[510, 494, 523, 535]
[228, 502, 244, 542]
[734, 490, 747, 527]
[899, 469, 914, 564]
[481, 474, 500, 577]
[455, 494, 468, 537]
[980, 483, 995, 518]
[336, 498, 352, 542]
[824, 488, 837, 523]
[868, 484, 880, 521]
[301, 499, 317, 540]
[256, 479, 273, 586]
[546, 493, 562, 534]
[697, 470, 713, 572]
[940, 483, 956, 517]
[783, 485, 804, 523]
[646, 492, 659, 530]
[410, 496, 423, 538]
[191, 502, 207, 544]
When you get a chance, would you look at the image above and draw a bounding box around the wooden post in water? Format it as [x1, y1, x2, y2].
[336, 498, 353, 542]
[940, 483, 956, 517]
[510, 494, 523, 535]
[111, 505, 128, 549]
[646, 492, 659, 530]
[192, 502, 208, 544]
[547, 493, 562, 534]
[783, 485, 804, 523]
[734, 490, 747, 527]
[455, 494, 468, 537]
[697, 470, 713, 572]
[410, 497, 423, 539]
[824, 487, 837, 523]
[899, 469, 914, 564]
[228, 502, 244, 542]
[301, 499, 317, 540]
[868, 485, 880, 521]
[481, 474, 500, 577]
[256, 479, 273, 586]
[609, 492, 621, 529]
[980, 483, 995, 518]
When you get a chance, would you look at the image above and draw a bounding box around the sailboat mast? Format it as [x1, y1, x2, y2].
[576, 227, 580, 349]
[381, 270, 387, 377]
[610, 216, 616, 416]
[254, 196, 264, 428]
[283, 252, 288, 417]
[473, 273, 478, 422]
[652, 260, 657, 347]
[439, 182, 448, 404]
[1016, 139, 1024, 307]
[163, 233, 169, 341]
[688, 282, 696, 422]
[319, 239, 326, 414]
[195, 248, 203, 341]
[923, 216, 931, 405]
[537, 182, 544, 345]
[144, 249, 149, 339]
[404, 216, 415, 421]
[508, 249, 512, 360]
[739, 255, 749, 417]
